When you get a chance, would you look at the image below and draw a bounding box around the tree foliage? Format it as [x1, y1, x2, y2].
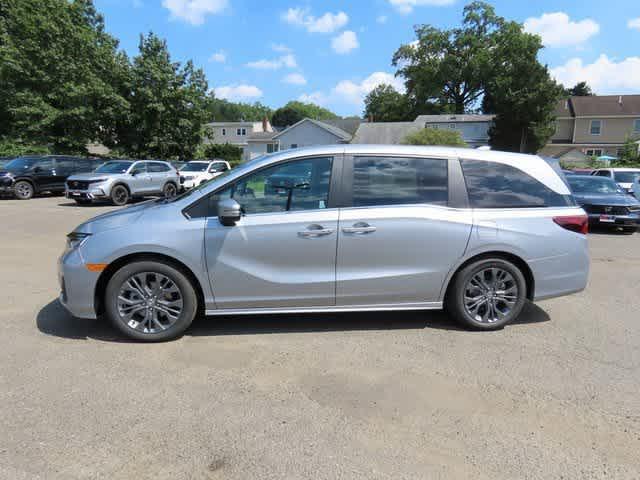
[208, 98, 273, 122]
[271, 101, 338, 128]
[195, 143, 243, 166]
[363, 84, 412, 122]
[566, 82, 594, 97]
[614, 137, 640, 166]
[0, 0, 129, 153]
[402, 128, 467, 146]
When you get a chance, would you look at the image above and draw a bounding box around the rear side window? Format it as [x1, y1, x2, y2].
[351, 156, 448, 207]
[75, 158, 94, 172]
[149, 162, 170, 172]
[460, 159, 573, 208]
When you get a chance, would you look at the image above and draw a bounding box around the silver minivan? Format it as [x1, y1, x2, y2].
[59, 145, 590, 341]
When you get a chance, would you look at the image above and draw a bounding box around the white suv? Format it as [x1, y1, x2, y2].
[179, 160, 230, 190]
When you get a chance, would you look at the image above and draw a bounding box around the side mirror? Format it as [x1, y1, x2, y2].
[33, 166, 42, 173]
[130, 170, 139, 176]
[218, 198, 242, 226]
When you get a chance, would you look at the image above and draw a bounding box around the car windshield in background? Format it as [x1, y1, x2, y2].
[614, 172, 640, 183]
[181, 163, 209, 172]
[568, 176, 620, 194]
[5, 157, 40, 170]
[95, 161, 133, 173]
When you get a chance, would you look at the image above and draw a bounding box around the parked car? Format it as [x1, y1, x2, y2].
[0, 155, 102, 200]
[179, 160, 231, 190]
[567, 175, 640, 232]
[65, 159, 180, 206]
[591, 168, 640, 195]
[59, 145, 589, 341]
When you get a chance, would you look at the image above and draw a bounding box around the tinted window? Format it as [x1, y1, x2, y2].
[130, 162, 147, 174]
[567, 176, 621, 194]
[55, 157, 75, 174]
[149, 162, 170, 173]
[181, 162, 208, 172]
[613, 171, 640, 183]
[35, 158, 54, 171]
[213, 157, 333, 215]
[96, 161, 133, 173]
[461, 159, 572, 208]
[75, 158, 94, 172]
[595, 170, 611, 177]
[351, 156, 448, 207]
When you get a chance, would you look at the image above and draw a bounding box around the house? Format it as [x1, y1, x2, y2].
[542, 95, 640, 159]
[271, 118, 353, 151]
[205, 118, 273, 161]
[352, 114, 494, 147]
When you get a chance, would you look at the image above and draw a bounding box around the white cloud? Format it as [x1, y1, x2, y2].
[283, 73, 307, 85]
[629, 18, 640, 31]
[246, 53, 297, 70]
[524, 12, 599, 47]
[282, 7, 348, 33]
[388, 0, 455, 15]
[299, 72, 405, 111]
[214, 84, 263, 101]
[551, 55, 640, 91]
[376, 15, 388, 24]
[331, 30, 359, 54]
[271, 43, 292, 53]
[209, 50, 226, 63]
[162, 0, 227, 25]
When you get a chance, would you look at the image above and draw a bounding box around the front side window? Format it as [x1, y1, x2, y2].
[213, 157, 333, 215]
[595, 170, 611, 177]
[351, 156, 448, 207]
[210, 162, 227, 173]
[590, 120, 602, 135]
[460, 159, 572, 208]
[130, 162, 147, 174]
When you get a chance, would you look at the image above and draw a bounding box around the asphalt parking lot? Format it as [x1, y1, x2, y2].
[1, 196, 639, 479]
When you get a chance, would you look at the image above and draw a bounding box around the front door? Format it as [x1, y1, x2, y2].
[32, 157, 57, 192]
[128, 162, 152, 193]
[336, 155, 473, 306]
[205, 155, 340, 309]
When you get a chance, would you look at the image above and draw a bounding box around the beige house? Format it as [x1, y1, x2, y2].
[542, 95, 640, 159]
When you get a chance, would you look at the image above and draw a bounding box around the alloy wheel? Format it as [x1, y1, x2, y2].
[164, 183, 177, 198]
[14, 181, 34, 200]
[463, 267, 518, 324]
[117, 272, 184, 334]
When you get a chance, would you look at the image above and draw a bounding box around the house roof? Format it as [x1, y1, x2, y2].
[272, 118, 352, 141]
[556, 95, 640, 117]
[321, 117, 362, 135]
[351, 122, 422, 144]
[415, 114, 495, 123]
[248, 131, 276, 142]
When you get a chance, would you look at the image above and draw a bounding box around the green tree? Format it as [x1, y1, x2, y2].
[566, 82, 594, 97]
[402, 128, 467, 146]
[207, 97, 273, 122]
[195, 143, 243, 166]
[271, 101, 338, 128]
[615, 137, 640, 166]
[363, 84, 412, 122]
[0, 0, 129, 153]
[483, 21, 565, 153]
[118, 33, 209, 159]
[393, 1, 501, 114]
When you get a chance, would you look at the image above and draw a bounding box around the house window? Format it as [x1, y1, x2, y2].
[290, 144, 298, 149]
[634, 119, 640, 133]
[222, 128, 226, 136]
[585, 149, 603, 157]
[449, 123, 456, 129]
[590, 120, 602, 135]
[236, 128, 247, 136]
[267, 143, 278, 153]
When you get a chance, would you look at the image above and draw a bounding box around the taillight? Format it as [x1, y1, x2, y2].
[553, 215, 588, 235]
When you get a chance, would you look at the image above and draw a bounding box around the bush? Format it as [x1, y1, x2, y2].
[402, 128, 467, 147]
[0, 139, 50, 158]
[195, 143, 244, 166]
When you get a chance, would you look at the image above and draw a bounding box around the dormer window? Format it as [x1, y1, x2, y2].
[590, 120, 602, 135]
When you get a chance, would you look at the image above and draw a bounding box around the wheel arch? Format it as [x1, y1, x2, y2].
[13, 177, 37, 193]
[111, 182, 131, 194]
[94, 252, 205, 317]
[442, 251, 535, 303]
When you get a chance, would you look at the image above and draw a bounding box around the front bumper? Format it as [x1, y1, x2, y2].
[65, 188, 107, 201]
[58, 248, 100, 319]
[586, 213, 640, 227]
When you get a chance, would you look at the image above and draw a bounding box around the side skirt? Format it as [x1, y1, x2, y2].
[205, 302, 443, 316]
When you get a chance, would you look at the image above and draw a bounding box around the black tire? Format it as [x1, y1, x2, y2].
[446, 258, 527, 331]
[14, 180, 34, 200]
[110, 184, 129, 206]
[163, 182, 177, 198]
[105, 260, 198, 342]
[75, 199, 92, 206]
[622, 226, 636, 234]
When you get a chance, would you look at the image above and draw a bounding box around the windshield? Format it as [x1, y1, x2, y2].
[614, 171, 640, 183]
[568, 176, 621, 194]
[5, 157, 40, 170]
[95, 161, 133, 174]
[181, 162, 209, 172]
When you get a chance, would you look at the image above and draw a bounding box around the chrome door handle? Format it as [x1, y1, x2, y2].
[342, 222, 376, 234]
[298, 224, 334, 238]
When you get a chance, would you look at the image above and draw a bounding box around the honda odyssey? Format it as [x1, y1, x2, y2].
[58, 145, 590, 341]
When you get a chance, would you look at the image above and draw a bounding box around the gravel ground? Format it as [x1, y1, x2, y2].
[1, 196, 639, 479]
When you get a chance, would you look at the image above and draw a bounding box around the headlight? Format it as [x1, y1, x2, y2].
[66, 232, 91, 251]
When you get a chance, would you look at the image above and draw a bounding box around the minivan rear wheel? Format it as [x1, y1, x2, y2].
[447, 258, 527, 330]
[105, 260, 198, 341]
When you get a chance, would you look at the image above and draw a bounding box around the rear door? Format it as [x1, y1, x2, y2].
[147, 162, 171, 193]
[335, 155, 473, 306]
[53, 157, 75, 190]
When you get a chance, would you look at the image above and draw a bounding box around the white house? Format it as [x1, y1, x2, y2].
[205, 118, 273, 161]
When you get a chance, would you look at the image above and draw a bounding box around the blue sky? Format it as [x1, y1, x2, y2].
[95, 0, 640, 116]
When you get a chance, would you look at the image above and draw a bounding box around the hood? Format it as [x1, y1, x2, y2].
[74, 199, 160, 234]
[67, 172, 122, 181]
[573, 193, 640, 207]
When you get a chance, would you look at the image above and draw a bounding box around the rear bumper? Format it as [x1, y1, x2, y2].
[58, 248, 99, 319]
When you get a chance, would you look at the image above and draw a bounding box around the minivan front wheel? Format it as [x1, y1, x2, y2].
[14, 180, 34, 200]
[447, 258, 527, 330]
[105, 261, 198, 341]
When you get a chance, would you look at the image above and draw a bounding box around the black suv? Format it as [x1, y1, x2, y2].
[0, 156, 103, 200]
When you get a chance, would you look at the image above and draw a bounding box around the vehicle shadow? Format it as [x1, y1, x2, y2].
[36, 299, 550, 342]
[57, 198, 148, 208]
[588, 225, 636, 236]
